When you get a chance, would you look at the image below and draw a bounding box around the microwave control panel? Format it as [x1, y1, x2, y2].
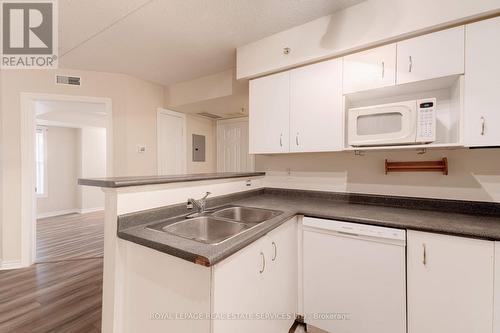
[416, 98, 436, 143]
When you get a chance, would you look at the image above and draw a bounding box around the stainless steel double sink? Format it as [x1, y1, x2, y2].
[146, 206, 283, 245]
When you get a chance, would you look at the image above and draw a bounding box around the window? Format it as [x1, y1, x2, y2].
[35, 127, 47, 197]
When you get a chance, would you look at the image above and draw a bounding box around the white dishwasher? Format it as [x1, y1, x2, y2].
[302, 217, 406, 333]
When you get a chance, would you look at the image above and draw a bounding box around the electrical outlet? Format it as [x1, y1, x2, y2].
[137, 145, 146, 153]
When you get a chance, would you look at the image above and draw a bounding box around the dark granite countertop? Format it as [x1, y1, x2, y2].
[78, 172, 265, 188]
[117, 188, 500, 267]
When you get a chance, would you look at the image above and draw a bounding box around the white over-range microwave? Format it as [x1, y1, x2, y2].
[347, 98, 436, 147]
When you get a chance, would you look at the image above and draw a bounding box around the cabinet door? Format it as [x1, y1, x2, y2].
[249, 72, 290, 154]
[464, 17, 500, 147]
[290, 58, 343, 152]
[343, 44, 396, 94]
[407, 230, 494, 333]
[264, 218, 298, 332]
[212, 236, 268, 333]
[397, 26, 464, 84]
[494, 242, 500, 333]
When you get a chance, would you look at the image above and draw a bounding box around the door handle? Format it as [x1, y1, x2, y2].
[271, 241, 277, 261]
[381, 61, 385, 78]
[481, 116, 486, 136]
[422, 243, 427, 266]
[259, 252, 266, 274]
[409, 56, 413, 73]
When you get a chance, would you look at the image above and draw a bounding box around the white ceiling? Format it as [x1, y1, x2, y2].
[59, 0, 363, 86]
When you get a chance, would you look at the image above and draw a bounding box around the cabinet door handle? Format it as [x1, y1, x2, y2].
[422, 243, 427, 266]
[296, 133, 299, 146]
[409, 56, 413, 73]
[259, 252, 266, 274]
[481, 117, 486, 136]
[271, 242, 277, 261]
[279, 134, 283, 147]
[381, 61, 385, 78]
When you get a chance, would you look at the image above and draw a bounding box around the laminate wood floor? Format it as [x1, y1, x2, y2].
[0, 212, 105, 332]
[0, 258, 103, 333]
[36, 212, 104, 263]
[2, 213, 306, 333]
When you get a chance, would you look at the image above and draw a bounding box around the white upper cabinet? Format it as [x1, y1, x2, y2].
[343, 44, 396, 94]
[464, 16, 500, 147]
[397, 26, 465, 84]
[407, 230, 494, 333]
[249, 72, 290, 154]
[290, 58, 343, 152]
[249, 59, 343, 154]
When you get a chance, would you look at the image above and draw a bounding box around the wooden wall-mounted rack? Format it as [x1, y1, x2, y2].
[385, 158, 448, 175]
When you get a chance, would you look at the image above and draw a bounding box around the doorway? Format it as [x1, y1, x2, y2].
[20, 93, 112, 267]
[35, 100, 108, 262]
[157, 108, 187, 175]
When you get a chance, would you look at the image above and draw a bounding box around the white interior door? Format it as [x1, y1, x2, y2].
[217, 118, 254, 172]
[157, 108, 186, 175]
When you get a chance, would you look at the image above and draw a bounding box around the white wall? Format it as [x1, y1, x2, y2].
[237, 0, 500, 78]
[165, 69, 234, 106]
[256, 148, 500, 202]
[77, 127, 106, 212]
[37, 126, 79, 216]
[0, 68, 163, 264]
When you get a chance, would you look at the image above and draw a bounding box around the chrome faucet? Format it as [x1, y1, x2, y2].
[187, 192, 212, 216]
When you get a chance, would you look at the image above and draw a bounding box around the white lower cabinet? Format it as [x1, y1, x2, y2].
[212, 218, 298, 333]
[120, 215, 500, 333]
[495, 242, 500, 333]
[407, 230, 494, 333]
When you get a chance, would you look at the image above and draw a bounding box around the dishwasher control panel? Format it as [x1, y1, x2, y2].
[302, 217, 406, 242]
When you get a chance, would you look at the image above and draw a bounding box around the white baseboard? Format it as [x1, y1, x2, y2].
[0, 260, 24, 270]
[37, 207, 104, 219]
[37, 208, 79, 219]
[78, 207, 104, 214]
